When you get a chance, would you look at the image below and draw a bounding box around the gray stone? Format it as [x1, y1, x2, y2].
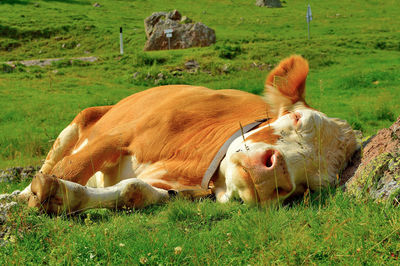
[180, 16, 192, 24]
[132, 72, 140, 79]
[255, 0, 282, 8]
[184, 60, 199, 70]
[167, 10, 181, 21]
[144, 10, 216, 51]
[144, 11, 168, 38]
[222, 64, 230, 73]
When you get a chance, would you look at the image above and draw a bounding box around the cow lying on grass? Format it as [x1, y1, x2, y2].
[18, 55, 357, 214]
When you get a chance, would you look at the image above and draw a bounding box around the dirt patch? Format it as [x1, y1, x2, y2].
[5, 56, 97, 67]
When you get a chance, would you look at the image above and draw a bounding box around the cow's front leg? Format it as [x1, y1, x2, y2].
[28, 173, 170, 214]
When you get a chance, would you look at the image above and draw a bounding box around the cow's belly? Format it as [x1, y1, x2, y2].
[85, 155, 193, 191]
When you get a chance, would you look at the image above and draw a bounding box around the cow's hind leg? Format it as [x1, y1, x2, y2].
[18, 106, 112, 202]
[41, 105, 113, 174]
[28, 173, 169, 214]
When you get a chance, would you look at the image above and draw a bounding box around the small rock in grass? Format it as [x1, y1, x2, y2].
[174, 246, 182, 255]
[132, 72, 140, 79]
[184, 60, 199, 70]
[222, 64, 230, 73]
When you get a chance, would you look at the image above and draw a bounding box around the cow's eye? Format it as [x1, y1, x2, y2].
[290, 112, 302, 127]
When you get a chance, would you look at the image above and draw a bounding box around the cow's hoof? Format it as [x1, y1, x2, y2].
[28, 173, 64, 214]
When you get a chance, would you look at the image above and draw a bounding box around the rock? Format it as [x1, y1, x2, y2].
[222, 64, 230, 73]
[0, 214, 6, 225]
[167, 10, 181, 21]
[180, 16, 192, 24]
[184, 60, 199, 70]
[0, 166, 39, 183]
[144, 11, 168, 38]
[0, 202, 17, 224]
[132, 72, 140, 79]
[345, 115, 400, 204]
[144, 10, 216, 51]
[154, 73, 166, 84]
[255, 0, 282, 8]
[157, 72, 164, 79]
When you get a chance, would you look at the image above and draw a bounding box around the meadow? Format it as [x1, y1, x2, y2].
[0, 0, 399, 264]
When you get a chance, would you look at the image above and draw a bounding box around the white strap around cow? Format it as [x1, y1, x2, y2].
[201, 118, 271, 189]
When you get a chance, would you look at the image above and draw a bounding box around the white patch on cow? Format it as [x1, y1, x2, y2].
[40, 177, 169, 213]
[84, 155, 168, 189]
[71, 138, 88, 155]
[40, 123, 79, 174]
[219, 108, 337, 203]
[86, 171, 105, 188]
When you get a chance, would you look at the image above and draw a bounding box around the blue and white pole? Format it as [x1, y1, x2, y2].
[306, 4, 312, 40]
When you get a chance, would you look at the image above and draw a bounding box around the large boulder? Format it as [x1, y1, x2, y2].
[144, 10, 216, 51]
[255, 0, 282, 8]
[345, 116, 400, 204]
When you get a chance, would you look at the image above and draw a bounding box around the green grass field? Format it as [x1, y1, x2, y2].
[1, 0, 399, 264]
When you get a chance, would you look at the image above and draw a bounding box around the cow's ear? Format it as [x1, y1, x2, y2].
[264, 55, 309, 116]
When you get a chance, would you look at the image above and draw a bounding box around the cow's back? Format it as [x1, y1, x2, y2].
[81, 85, 270, 189]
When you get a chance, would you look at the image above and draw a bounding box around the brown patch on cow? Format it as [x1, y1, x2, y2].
[39, 67, 308, 191]
[150, 182, 172, 190]
[266, 55, 309, 103]
[124, 189, 145, 208]
[73, 106, 113, 132]
[245, 126, 280, 144]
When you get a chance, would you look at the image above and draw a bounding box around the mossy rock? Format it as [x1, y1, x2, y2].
[346, 152, 400, 204]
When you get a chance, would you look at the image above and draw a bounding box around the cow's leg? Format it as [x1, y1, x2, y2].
[28, 173, 169, 214]
[41, 106, 113, 174]
[18, 106, 112, 202]
[25, 138, 130, 208]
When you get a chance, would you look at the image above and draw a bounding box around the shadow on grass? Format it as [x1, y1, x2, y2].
[65, 204, 166, 225]
[0, 0, 29, 4]
[43, 0, 90, 5]
[284, 186, 339, 209]
[0, 0, 90, 5]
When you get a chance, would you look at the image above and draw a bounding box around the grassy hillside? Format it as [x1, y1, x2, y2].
[0, 0, 399, 264]
[1, 0, 399, 167]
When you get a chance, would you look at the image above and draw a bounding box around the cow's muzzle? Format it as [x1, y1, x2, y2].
[233, 149, 295, 203]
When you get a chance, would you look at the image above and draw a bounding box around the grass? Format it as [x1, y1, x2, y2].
[1, 190, 399, 264]
[0, 0, 399, 264]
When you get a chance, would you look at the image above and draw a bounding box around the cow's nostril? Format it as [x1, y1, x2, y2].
[263, 150, 276, 168]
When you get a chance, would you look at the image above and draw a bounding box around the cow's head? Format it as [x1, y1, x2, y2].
[222, 56, 357, 204]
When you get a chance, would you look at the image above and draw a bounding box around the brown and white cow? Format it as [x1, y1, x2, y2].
[18, 55, 357, 214]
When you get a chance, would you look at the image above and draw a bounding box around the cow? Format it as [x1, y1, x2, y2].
[17, 55, 357, 214]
